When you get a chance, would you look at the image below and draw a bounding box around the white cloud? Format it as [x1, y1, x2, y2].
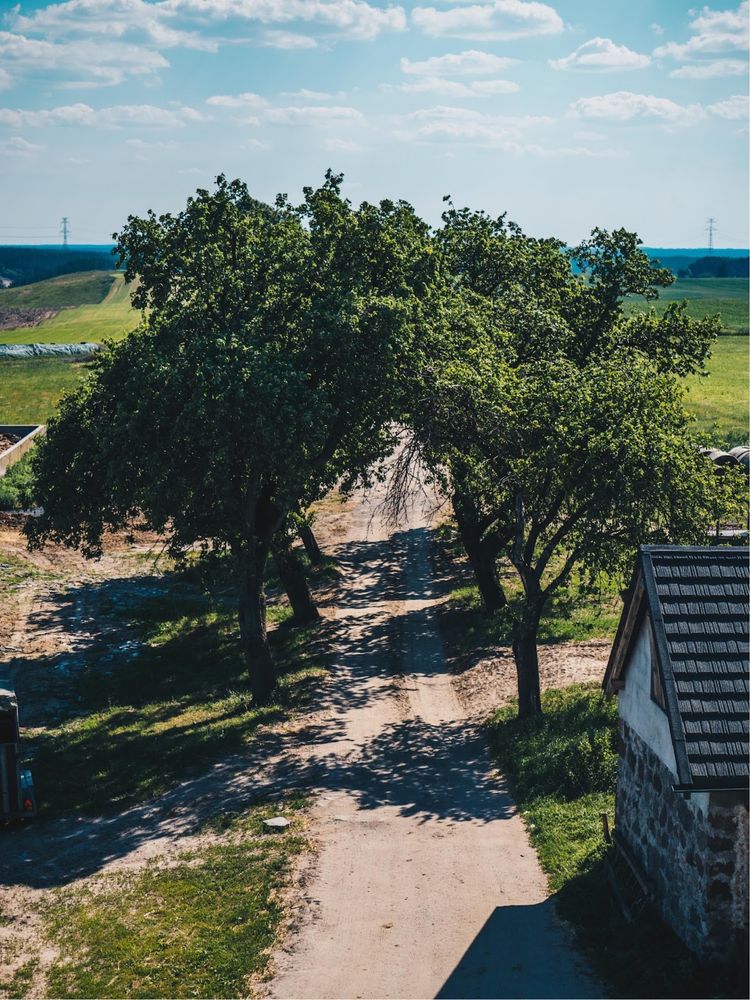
[262, 30, 317, 49]
[264, 105, 363, 123]
[165, 0, 407, 40]
[324, 136, 367, 151]
[0, 135, 43, 156]
[670, 58, 748, 78]
[412, 0, 563, 41]
[571, 91, 705, 125]
[0, 69, 12, 91]
[707, 94, 749, 119]
[11, 0, 217, 50]
[382, 76, 518, 97]
[654, 1, 748, 60]
[398, 105, 613, 157]
[650, 23, 664, 36]
[205, 92, 268, 108]
[245, 137, 271, 149]
[0, 102, 201, 128]
[0, 29, 171, 87]
[281, 88, 338, 99]
[400, 50, 516, 76]
[550, 37, 650, 71]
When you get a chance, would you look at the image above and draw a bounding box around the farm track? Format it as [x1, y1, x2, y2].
[0, 490, 602, 998]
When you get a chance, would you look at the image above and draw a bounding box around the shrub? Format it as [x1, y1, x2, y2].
[0, 453, 36, 510]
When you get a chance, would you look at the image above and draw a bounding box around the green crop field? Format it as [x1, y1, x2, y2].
[0, 357, 91, 423]
[685, 335, 748, 447]
[624, 276, 749, 334]
[0, 271, 138, 344]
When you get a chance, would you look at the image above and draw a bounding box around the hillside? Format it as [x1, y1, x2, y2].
[0, 272, 137, 345]
[0, 271, 115, 310]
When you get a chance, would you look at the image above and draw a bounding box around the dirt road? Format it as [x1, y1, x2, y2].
[268, 493, 597, 999]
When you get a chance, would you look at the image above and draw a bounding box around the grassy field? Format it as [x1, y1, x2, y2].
[624, 276, 749, 334]
[39, 800, 309, 999]
[0, 271, 116, 311]
[0, 357, 91, 423]
[0, 272, 138, 345]
[489, 685, 742, 998]
[685, 335, 748, 446]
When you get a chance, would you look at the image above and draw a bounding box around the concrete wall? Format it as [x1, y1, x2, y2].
[0, 425, 44, 477]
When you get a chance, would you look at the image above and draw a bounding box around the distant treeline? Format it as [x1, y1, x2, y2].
[0, 246, 117, 287]
[677, 256, 749, 279]
[644, 249, 749, 279]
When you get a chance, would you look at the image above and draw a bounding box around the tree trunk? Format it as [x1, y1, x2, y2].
[454, 507, 506, 612]
[234, 542, 275, 704]
[274, 544, 320, 625]
[299, 522, 324, 565]
[512, 629, 542, 718]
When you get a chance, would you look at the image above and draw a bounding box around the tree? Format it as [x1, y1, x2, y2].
[408, 209, 745, 717]
[28, 173, 438, 703]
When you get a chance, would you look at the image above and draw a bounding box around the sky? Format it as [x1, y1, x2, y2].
[0, 0, 748, 246]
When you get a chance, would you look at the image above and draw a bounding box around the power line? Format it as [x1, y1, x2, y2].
[705, 217, 716, 252]
[60, 216, 70, 248]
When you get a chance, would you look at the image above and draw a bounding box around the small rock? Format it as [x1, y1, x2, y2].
[263, 816, 291, 831]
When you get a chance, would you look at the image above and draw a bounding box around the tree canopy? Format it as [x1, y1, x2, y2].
[406, 208, 745, 717]
[29, 173, 439, 702]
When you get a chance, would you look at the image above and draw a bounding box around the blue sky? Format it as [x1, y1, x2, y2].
[0, 0, 747, 246]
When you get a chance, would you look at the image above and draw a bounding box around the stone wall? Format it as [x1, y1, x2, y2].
[616, 721, 749, 965]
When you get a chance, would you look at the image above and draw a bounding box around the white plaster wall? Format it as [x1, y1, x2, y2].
[618, 619, 677, 775]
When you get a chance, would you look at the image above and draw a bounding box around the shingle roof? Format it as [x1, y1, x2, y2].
[604, 546, 749, 792]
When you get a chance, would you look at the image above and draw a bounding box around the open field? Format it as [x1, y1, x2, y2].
[624, 276, 749, 334]
[0, 271, 115, 311]
[0, 272, 137, 345]
[685, 335, 748, 446]
[0, 357, 91, 423]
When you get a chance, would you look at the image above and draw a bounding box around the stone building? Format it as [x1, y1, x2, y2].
[603, 545, 749, 967]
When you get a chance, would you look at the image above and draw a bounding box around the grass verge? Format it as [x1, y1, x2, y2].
[489, 685, 741, 998]
[42, 799, 310, 999]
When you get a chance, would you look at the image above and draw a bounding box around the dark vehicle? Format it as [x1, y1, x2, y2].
[0, 671, 36, 822]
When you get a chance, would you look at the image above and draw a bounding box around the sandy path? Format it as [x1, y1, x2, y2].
[268, 494, 597, 1000]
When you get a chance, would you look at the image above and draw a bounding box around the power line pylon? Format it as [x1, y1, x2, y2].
[705, 217, 716, 253]
[60, 217, 69, 248]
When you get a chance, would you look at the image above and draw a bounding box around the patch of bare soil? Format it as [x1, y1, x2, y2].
[0, 309, 58, 331]
[452, 640, 611, 720]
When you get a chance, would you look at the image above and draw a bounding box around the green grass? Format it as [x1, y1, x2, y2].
[0, 271, 116, 311]
[489, 685, 741, 998]
[42, 799, 309, 999]
[0, 549, 51, 589]
[25, 562, 330, 819]
[0, 273, 138, 345]
[685, 335, 749, 447]
[0, 357, 91, 422]
[624, 277, 749, 335]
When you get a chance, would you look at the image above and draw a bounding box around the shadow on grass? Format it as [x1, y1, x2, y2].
[9, 566, 330, 820]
